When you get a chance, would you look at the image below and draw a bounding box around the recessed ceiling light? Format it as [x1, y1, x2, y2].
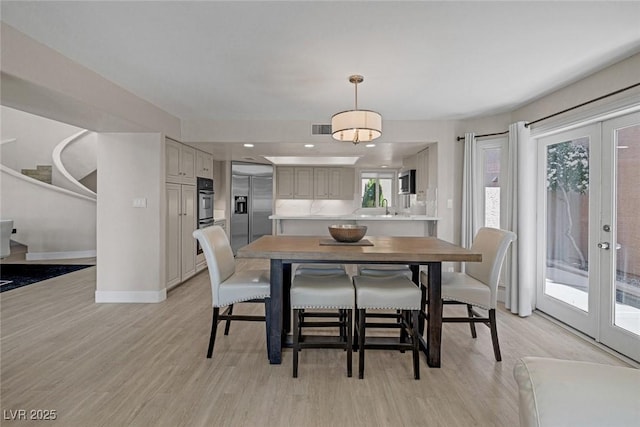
[365, 143, 376, 148]
[380, 165, 388, 168]
[617, 145, 629, 149]
[304, 144, 314, 148]
[243, 143, 254, 148]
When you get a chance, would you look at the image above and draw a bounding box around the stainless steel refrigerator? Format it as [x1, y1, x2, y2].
[230, 163, 273, 253]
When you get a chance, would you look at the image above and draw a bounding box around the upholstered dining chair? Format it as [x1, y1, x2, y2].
[357, 264, 413, 280]
[193, 226, 271, 359]
[291, 271, 355, 378]
[295, 263, 346, 276]
[294, 263, 349, 340]
[420, 227, 516, 361]
[352, 274, 421, 380]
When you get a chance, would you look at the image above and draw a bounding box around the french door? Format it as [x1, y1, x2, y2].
[537, 112, 640, 361]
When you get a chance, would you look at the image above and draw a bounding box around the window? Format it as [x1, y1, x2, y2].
[475, 138, 507, 229]
[360, 170, 395, 208]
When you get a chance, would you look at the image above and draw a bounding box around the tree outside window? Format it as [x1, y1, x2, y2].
[360, 171, 394, 208]
[546, 139, 590, 269]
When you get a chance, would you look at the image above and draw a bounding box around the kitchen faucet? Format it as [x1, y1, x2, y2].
[381, 198, 389, 215]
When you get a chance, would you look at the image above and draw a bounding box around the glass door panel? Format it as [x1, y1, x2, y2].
[613, 124, 640, 334]
[544, 137, 591, 310]
[600, 113, 640, 361]
[538, 125, 599, 337]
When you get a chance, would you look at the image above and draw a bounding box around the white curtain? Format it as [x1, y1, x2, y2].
[504, 122, 535, 317]
[461, 132, 477, 255]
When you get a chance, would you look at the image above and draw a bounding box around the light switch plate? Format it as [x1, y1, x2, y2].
[133, 198, 147, 208]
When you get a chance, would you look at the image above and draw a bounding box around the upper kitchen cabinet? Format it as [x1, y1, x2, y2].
[294, 167, 314, 199]
[313, 168, 330, 198]
[276, 167, 312, 199]
[196, 150, 213, 179]
[415, 147, 429, 200]
[166, 138, 196, 185]
[315, 167, 354, 200]
[276, 167, 294, 198]
[277, 166, 354, 200]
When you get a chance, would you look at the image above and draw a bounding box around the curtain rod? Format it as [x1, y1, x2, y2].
[524, 82, 640, 127]
[456, 130, 508, 142]
[456, 81, 640, 140]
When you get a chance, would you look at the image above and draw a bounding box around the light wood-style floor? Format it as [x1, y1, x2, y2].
[0, 259, 631, 426]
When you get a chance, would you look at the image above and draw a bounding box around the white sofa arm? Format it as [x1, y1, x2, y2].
[513, 357, 640, 427]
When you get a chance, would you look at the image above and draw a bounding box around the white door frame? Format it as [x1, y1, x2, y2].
[536, 112, 640, 361]
[536, 123, 601, 338]
[599, 111, 640, 361]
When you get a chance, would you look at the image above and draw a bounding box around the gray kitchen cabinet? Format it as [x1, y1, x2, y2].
[166, 138, 196, 185]
[314, 167, 330, 198]
[196, 150, 213, 179]
[315, 167, 354, 199]
[333, 167, 355, 199]
[276, 167, 295, 198]
[277, 166, 354, 200]
[415, 148, 428, 200]
[294, 167, 314, 198]
[166, 182, 197, 289]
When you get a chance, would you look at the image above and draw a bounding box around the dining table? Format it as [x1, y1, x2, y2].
[236, 235, 482, 367]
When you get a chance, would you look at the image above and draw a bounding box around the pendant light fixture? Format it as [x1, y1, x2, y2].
[331, 75, 382, 145]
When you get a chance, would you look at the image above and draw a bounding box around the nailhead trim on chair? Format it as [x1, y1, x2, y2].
[215, 293, 271, 307]
[292, 304, 355, 309]
[355, 304, 420, 310]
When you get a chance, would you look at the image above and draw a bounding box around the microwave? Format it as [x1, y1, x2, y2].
[399, 169, 416, 195]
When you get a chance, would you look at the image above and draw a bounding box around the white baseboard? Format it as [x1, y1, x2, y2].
[95, 289, 167, 303]
[26, 249, 96, 261]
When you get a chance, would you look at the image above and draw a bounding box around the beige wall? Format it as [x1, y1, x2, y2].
[512, 53, 640, 126]
[96, 133, 165, 302]
[0, 22, 181, 138]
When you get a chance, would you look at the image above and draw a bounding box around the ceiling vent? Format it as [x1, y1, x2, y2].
[312, 124, 332, 135]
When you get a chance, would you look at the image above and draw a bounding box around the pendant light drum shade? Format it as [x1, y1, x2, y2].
[331, 75, 382, 144]
[331, 110, 382, 144]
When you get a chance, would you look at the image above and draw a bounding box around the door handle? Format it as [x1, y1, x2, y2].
[597, 242, 610, 250]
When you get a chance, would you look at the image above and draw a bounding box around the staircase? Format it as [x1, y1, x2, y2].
[1, 107, 97, 260]
[20, 165, 53, 184]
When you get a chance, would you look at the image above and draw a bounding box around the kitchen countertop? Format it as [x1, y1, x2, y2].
[269, 214, 440, 221]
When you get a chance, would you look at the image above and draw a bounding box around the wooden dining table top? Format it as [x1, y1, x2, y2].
[237, 235, 482, 263]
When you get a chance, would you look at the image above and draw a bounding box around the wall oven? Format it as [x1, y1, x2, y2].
[399, 169, 416, 195]
[197, 177, 214, 254]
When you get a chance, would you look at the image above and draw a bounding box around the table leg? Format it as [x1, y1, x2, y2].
[282, 262, 292, 335]
[410, 264, 427, 336]
[426, 262, 442, 367]
[268, 259, 283, 364]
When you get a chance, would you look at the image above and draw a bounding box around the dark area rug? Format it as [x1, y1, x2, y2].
[0, 264, 93, 293]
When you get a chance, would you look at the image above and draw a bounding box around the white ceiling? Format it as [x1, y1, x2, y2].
[2, 1, 640, 166]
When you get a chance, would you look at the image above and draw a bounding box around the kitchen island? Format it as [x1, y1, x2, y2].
[270, 214, 439, 237]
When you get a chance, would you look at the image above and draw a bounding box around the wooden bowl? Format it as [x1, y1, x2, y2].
[328, 224, 367, 243]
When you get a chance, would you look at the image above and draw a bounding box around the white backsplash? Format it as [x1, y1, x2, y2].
[275, 199, 357, 216]
[402, 187, 437, 216]
[425, 187, 437, 216]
